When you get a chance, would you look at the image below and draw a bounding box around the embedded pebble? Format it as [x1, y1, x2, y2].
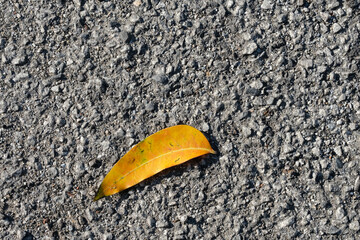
[278, 216, 295, 229]
[334, 146, 343, 156]
[261, 0, 274, 10]
[332, 23, 343, 33]
[349, 220, 360, 231]
[202, 122, 210, 132]
[354, 176, 360, 192]
[243, 41, 258, 55]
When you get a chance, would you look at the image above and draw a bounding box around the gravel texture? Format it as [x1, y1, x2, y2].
[1, 0, 360, 239]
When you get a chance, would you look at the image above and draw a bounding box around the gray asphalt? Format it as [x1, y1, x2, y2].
[0, 0, 359, 239]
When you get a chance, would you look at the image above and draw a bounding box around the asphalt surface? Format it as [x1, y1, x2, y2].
[1, 0, 360, 239]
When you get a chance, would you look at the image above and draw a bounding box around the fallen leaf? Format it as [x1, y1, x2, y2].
[94, 125, 215, 201]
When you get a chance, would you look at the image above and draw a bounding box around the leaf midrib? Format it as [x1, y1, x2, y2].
[105, 147, 213, 192]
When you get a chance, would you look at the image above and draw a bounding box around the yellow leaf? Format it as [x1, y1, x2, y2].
[94, 125, 215, 201]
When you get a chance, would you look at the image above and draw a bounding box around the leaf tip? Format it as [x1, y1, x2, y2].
[93, 186, 105, 201]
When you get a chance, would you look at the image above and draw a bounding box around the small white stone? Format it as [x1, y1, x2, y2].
[349, 220, 360, 231]
[202, 122, 210, 132]
[261, 0, 274, 10]
[133, 0, 142, 7]
[332, 23, 342, 34]
[278, 216, 295, 229]
[243, 41, 258, 55]
[334, 146, 342, 156]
